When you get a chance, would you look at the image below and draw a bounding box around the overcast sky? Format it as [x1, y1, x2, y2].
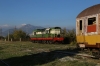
[0, 0, 100, 28]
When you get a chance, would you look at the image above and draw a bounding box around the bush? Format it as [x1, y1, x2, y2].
[5, 30, 30, 41]
[62, 28, 76, 44]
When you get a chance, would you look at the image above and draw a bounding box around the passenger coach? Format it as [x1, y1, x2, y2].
[76, 4, 100, 49]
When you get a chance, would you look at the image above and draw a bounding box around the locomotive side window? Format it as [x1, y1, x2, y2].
[79, 20, 82, 30]
[88, 17, 96, 25]
[34, 32, 36, 35]
[45, 30, 48, 34]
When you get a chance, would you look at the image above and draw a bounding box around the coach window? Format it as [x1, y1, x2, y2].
[88, 17, 96, 25]
[79, 20, 82, 30]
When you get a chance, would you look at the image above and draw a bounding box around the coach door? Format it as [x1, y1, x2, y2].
[76, 19, 85, 43]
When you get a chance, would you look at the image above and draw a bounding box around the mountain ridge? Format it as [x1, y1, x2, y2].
[0, 24, 44, 37]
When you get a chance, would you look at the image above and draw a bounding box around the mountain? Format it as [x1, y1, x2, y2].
[0, 24, 44, 37]
[1, 28, 15, 37]
[0, 24, 75, 37]
[18, 24, 44, 34]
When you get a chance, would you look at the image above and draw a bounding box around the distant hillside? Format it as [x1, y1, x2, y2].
[0, 24, 75, 37]
[0, 24, 44, 37]
[19, 24, 44, 34]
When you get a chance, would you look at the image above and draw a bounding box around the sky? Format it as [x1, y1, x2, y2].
[0, 0, 100, 28]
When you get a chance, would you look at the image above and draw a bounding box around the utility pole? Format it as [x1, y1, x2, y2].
[14, 26, 17, 31]
[0, 28, 2, 40]
[0, 28, 2, 36]
[8, 30, 9, 41]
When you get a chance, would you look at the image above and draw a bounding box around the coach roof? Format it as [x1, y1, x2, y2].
[77, 4, 100, 18]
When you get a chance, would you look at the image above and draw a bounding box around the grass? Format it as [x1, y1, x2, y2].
[0, 41, 97, 66]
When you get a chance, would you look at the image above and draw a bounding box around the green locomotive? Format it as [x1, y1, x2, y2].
[30, 27, 64, 44]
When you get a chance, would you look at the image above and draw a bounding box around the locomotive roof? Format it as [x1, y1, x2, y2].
[34, 29, 45, 32]
[33, 27, 61, 32]
[77, 4, 100, 18]
[50, 27, 61, 29]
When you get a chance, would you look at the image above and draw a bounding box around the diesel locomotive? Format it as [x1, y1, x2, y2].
[30, 27, 64, 44]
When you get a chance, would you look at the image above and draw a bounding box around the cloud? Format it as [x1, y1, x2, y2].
[17, 23, 27, 28]
[3, 24, 9, 26]
[21, 24, 27, 26]
[0, 24, 10, 27]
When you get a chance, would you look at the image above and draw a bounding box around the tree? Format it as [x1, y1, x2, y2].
[61, 27, 67, 37]
[66, 29, 76, 42]
[13, 30, 26, 41]
[61, 28, 76, 44]
[0, 36, 4, 40]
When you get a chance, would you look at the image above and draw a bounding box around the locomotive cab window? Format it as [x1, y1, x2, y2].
[34, 32, 36, 35]
[88, 17, 96, 25]
[79, 20, 82, 30]
[45, 30, 49, 34]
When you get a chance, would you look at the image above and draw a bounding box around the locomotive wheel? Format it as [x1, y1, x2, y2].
[44, 41, 46, 44]
[47, 41, 49, 44]
[49, 41, 53, 44]
[42, 41, 45, 44]
[46, 41, 48, 44]
[54, 41, 58, 44]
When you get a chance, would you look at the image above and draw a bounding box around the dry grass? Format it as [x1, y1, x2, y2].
[0, 41, 98, 66]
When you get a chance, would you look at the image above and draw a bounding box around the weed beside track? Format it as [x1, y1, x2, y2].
[0, 41, 99, 66]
